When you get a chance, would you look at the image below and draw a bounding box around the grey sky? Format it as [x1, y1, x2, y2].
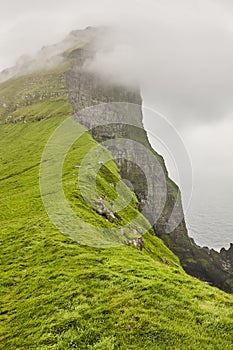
[2, 0, 233, 125]
[0, 0, 233, 248]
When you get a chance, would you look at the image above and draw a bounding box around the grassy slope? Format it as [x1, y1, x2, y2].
[0, 64, 73, 124]
[0, 73, 233, 350]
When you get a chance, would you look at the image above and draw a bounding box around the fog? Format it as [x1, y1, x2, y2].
[0, 0, 233, 248]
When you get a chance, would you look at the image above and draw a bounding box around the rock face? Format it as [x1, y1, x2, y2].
[95, 201, 115, 223]
[64, 29, 233, 293]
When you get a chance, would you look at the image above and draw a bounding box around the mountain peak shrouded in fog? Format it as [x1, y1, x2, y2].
[0, 26, 98, 83]
[2, 0, 233, 126]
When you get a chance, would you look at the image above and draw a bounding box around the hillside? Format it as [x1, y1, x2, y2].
[1, 28, 233, 293]
[1, 28, 233, 349]
[63, 29, 233, 293]
[1, 112, 233, 349]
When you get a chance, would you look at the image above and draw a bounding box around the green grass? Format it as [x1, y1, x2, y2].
[1, 65, 233, 349]
[1, 116, 233, 350]
[0, 64, 72, 123]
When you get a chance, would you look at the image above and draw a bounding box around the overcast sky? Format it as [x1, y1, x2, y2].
[0, 0, 233, 248]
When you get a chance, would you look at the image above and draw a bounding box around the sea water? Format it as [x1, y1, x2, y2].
[186, 187, 233, 252]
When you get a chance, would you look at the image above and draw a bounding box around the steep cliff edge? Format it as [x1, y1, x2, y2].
[0, 27, 233, 293]
[63, 28, 233, 293]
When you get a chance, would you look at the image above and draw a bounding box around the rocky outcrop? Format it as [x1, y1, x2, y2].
[95, 201, 115, 223]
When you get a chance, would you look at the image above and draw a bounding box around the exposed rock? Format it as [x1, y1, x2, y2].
[106, 211, 115, 223]
[129, 237, 144, 251]
[95, 201, 115, 223]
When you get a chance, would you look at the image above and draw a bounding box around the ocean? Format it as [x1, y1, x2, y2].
[186, 187, 233, 252]
[142, 110, 233, 252]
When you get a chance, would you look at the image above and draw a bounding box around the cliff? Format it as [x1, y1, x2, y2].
[1, 27, 233, 349]
[0, 27, 233, 293]
[63, 27, 233, 293]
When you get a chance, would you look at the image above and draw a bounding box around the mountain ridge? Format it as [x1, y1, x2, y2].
[1, 27, 233, 292]
[1, 26, 233, 349]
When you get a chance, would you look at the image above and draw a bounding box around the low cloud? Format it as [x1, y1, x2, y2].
[1, 0, 233, 128]
[86, 0, 233, 127]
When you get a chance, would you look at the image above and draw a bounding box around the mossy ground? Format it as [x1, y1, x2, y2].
[1, 116, 233, 350]
[1, 69, 233, 349]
